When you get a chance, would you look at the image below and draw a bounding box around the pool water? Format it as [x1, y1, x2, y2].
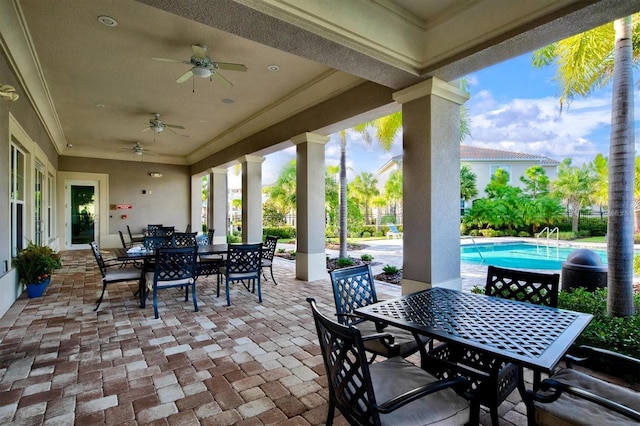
[460, 242, 608, 271]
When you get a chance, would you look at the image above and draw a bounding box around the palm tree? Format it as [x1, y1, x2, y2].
[552, 159, 595, 233]
[460, 165, 478, 201]
[384, 170, 403, 221]
[338, 130, 348, 258]
[534, 15, 638, 317]
[520, 165, 550, 199]
[349, 172, 379, 224]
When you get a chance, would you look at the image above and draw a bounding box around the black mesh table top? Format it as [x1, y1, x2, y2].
[355, 287, 592, 372]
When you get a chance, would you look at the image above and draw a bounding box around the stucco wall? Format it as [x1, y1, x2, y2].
[58, 156, 192, 246]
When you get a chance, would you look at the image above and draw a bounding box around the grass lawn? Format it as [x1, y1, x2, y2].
[574, 236, 606, 243]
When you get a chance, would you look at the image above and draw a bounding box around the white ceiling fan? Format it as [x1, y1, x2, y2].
[120, 142, 152, 158]
[152, 44, 247, 88]
[142, 113, 185, 134]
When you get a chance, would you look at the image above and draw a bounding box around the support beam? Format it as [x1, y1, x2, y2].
[292, 132, 329, 281]
[393, 78, 469, 293]
[238, 155, 265, 243]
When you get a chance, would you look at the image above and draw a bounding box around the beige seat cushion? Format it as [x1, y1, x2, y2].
[535, 368, 640, 426]
[371, 356, 469, 425]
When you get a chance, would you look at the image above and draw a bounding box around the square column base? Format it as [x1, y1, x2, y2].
[296, 252, 327, 282]
[401, 277, 462, 295]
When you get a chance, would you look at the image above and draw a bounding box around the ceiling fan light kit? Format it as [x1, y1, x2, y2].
[192, 66, 212, 78]
[149, 172, 163, 178]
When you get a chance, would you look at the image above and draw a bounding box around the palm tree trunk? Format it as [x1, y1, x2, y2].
[339, 132, 348, 259]
[607, 16, 635, 317]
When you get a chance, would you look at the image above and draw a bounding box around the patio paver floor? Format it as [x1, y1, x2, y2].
[0, 249, 567, 425]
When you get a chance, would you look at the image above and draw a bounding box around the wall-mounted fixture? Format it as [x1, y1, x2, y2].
[0, 84, 19, 102]
[149, 172, 163, 178]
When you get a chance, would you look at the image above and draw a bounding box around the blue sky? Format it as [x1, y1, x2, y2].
[232, 52, 639, 188]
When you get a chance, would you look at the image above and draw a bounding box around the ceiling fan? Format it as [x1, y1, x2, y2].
[120, 142, 151, 157]
[142, 113, 185, 134]
[152, 44, 247, 88]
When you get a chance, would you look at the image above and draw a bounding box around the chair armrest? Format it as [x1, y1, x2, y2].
[360, 332, 395, 347]
[530, 378, 640, 421]
[566, 345, 640, 367]
[377, 375, 468, 413]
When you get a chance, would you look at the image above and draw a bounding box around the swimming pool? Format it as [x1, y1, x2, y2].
[460, 242, 608, 271]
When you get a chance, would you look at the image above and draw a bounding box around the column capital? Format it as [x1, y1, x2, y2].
[393, 77, 469, 106]
[291, 132, 330, 146]
[209, 167, 227, 175]
[236, 155, 265, 164]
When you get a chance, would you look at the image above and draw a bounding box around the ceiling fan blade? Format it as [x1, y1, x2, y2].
[151, 57, 184, 63]
[214, 62, 247, 72]
[192, 44, 207, 59]
[211, 71, 233, 88]
[165, 124, 185, 129]
[141, 127, 150, 132]
[176, 70, 194, 83]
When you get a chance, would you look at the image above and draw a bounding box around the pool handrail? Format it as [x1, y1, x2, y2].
[461, 235, 485, 262]
[536, 227, 559, 251]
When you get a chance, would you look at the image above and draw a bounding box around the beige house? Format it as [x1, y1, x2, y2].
[375, 146, 560, 215]
[461, 145, 560, 209]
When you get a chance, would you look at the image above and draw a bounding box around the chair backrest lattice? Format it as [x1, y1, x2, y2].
[143, 235, 173, 251]
[90, 241, 107, 278]
[155, 226, 175, 237]
[329, 265, 377, 326]
[174, 232, 197, 247]
[485, 265, 560, 307]
[154, 247, 197, 284]
[262, 235, 278, 261]
[226, 243, 262, 275]
[147, 224, 163, 236]
[207, 229, 215, 244]
[307, 298, 378, 425]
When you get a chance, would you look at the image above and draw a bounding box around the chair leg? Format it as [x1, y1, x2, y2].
[269, 267, 277, 285]
[489, 406, 499, 426]
[326, 400, 335, 426]
[216, 275, 221, 298]
[94, 281, 107, 311]
[226, 278, 231, 306]
[257, 277, 262, 303]
[153, 286, 159, 319]
[192, 282, 198, 312]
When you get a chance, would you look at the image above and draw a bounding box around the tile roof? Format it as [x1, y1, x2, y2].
[460, 145, 560, 165]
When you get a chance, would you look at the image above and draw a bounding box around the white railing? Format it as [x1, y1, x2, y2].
[536, 226, 560, 258]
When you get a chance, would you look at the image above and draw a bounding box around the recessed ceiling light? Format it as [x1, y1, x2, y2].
[222, 98, 234, 104]
[98, 15, 118, 27]
[95, 103, 106, 108]
[267, 65, 280, 72]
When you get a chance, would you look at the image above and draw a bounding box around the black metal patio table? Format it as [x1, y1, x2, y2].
[112, 244, 228, 307]
[355, 287, 592, 374]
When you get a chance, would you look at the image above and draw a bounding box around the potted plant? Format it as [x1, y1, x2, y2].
[12, 242, 62, 298]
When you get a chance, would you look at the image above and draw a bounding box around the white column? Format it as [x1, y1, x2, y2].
[238, 155, 265, 243]
[292, 132, 330, 281]
[393, 78, 469, 293]
[209, 168, 228, 244]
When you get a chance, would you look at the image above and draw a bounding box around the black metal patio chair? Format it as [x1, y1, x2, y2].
[90, 241, 141, 311]
[173, 232, 197, 247]
[127, 225, 144, 244]
[144, 246, 198, 319]
[329, 264, 431, 363]
[307, 297, 470, 426]
[525, 345, 640, 425]
[218, 243, 262, 306]
[261, 235, 278, 285]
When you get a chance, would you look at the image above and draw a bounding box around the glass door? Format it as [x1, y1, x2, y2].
[34, 164, 44, 245]
[66, 181, 98, 248]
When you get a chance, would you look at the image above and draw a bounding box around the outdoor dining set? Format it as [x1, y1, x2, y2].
[93, 224, 279, 319]
[312, 263, 640, 425]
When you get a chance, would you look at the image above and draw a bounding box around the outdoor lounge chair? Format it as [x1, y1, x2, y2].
[307, 297, 470, 426]
[329, 264, 430, 363]
[525, 345, 640, 425]
[386, 223, 403, 239]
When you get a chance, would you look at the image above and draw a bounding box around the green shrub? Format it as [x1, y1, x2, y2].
[470, 285, 483, 294]
[558, 231, 577, 240]
[337, 257, 354, 268]
[382, 264, 399, 274]
[558, 288, 640, 359]
[518, 231, 530, 237]
[479, 229, 499, 237]
[362, 226, 376, 236]
[227, 233, 241, 243]
[634, 255, 640, 275]
[361, 253, 374, 262]
[361, 231, 372, 238]
[277, 248, 286, 254]
[262, 226, 296, 239]
[469, 229, 481, 237]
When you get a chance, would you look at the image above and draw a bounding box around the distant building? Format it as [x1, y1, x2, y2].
[375, 146, 560, 217]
